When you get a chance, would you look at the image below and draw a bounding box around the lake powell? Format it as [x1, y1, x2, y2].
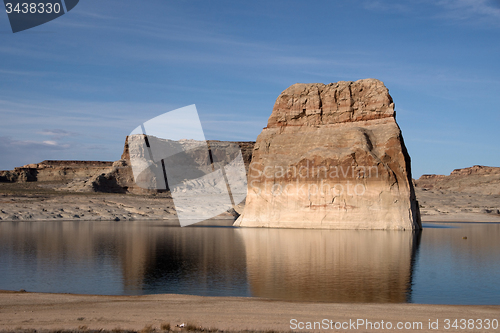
[0, 221, 498, 304]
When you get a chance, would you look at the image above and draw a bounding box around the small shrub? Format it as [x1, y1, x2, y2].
[185, 323, 200, 331]
[140, 324, 155, 333]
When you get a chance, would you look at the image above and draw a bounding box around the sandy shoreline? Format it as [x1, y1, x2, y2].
[1, 180, 499, 224]
[0, 192, 499, 224]
[0, 181, 243, 223]
[0, 291, 498, 332]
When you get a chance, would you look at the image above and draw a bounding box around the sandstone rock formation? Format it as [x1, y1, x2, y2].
[0, 161, 113, 184]
[112, 136, 254, 195]
[415, 165, 500, 195]
[235, 79, 421, 230]
[0, 138, 255, 196]
[414, 165, 500, 221]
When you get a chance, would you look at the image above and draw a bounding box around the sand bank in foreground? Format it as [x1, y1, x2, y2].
[0, 291, 498, 332]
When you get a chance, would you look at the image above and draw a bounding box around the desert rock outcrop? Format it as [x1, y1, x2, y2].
[235, 79, 421, 230]
[0, 138, 255, 196]
[415, 165, 500, 195]
[414, 165, 500, 221]
[0, 161, 113, 184]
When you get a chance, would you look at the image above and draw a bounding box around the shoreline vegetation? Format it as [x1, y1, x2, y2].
[1, 291, 499, 333]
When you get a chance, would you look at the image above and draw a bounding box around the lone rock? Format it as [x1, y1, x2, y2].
[235, 79, 421, 229]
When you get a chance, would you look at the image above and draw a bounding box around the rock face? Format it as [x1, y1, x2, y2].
[235, 79, 421, 230]
[0, 161, 113, 183]
[414, 165, 500, 221]
[1, 138, 256, 196]
[415, 165, 500, 195]
[116, 136, 255, 194]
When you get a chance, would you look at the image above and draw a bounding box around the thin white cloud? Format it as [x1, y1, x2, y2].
[0, 136, 71, 169]
[363, 1, 413, 12]
[0, 136, 71, 150]
[435, 0, 500, 21]
[363, 0, 500, 26]
[39, 129, 79, 140]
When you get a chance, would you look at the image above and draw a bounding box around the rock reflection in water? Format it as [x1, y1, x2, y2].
[138, 223, 249, 296]
[1, 221, 499, 304]
[0, 221, 421, 302]
[237, 228, 421, 302]
[0, 221, 249, 296]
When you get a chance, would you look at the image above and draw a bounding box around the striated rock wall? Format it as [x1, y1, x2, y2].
[112, 136, 255, 194]
[235, 79, 421, 230]
[0, 161, 113, 183]
[0, 169, 37, 182]
[415, 165, 500, 195]
[1, 138, 255, 196]
[268, 80, 395, 127]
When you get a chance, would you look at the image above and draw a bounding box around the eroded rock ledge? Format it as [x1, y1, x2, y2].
[0, 140, 255, 195]
[235, 79, 421, 230]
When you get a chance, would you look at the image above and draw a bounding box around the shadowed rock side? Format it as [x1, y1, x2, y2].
[235, 79, 421, 230]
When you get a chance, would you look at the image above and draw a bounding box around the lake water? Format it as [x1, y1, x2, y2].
[0, 221, 499, 304]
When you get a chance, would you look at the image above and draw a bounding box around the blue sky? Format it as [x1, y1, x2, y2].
[0, 0, 499, 177]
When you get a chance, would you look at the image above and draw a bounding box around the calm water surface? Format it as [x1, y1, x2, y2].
[0, 221, 499, 304]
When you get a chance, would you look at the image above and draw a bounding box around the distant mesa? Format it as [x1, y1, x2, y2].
[415, 165, 500, 195]
[235, 79, 421, 230]
[0, 139, 255, 196]
[0, 160, 113, 184]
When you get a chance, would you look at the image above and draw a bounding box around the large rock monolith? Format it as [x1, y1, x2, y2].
[235, 79, 421, 230]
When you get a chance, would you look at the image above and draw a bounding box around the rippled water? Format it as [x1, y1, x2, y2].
[0, 221, 499, 304]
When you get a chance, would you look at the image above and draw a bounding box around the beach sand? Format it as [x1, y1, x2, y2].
[1, 291, 499, 332]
